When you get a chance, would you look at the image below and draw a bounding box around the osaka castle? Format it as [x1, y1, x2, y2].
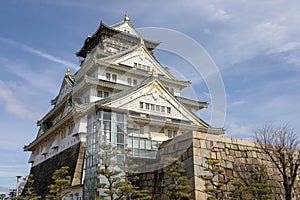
[24, 14, 223, 199]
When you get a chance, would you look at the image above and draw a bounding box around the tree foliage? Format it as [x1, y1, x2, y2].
[164, 157, 191, 200]
[96, 143, 151, 200]
[248, 165, 272, 200]
[0, 194, 5, 200]
[255, 124, 300, 200]
[200, 159, 233, 200]
[8, 174, 41, 200]
[45, 166, 71, 200]
[17, 174, 41, 200]
[233, 164, 272, 200]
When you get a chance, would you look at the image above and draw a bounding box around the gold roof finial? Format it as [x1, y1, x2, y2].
[140, 36, 144, 45]
[151, 68, 158, 77]
[65, 69, 71, 76]
[125, 13, 130, 21]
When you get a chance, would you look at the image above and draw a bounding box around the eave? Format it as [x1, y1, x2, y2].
[37, 92, 72, 126]
[24, 111, 74, 151]
[76, 21, 160, 58]
[93, 60, 190, 89]
[73, 75, 131, 95]
[175, 96, 208, 110]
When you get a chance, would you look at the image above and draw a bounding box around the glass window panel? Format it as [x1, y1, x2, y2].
[103, 111, 111, 120]
[112, 74, 117, 82]
[106, 73, 111, 81]
[117, 144, 124, 151]
[140, 126, 144, 135]
[145, 150, 152, 158]
[116, 113, 124, 122]
[133, 148, 139, 156]
[117, 133, 124, 143]
[117, 125, 124, 133]
[151, 141, 158, 149]
[139, 139, 145, 149]
[97, 91, 103, 98]
[103, 121, 111, 131]
[167, 107, 171, 114]
[151, 104, 155, 110]
[146, 140, 151, 149]
[156, 105, 160, 111]
[133, 138, 139, 148]
[140, 149, 146, 157]
[104, 92, 109, 98]
[140, 102, 143, 109]
[126, 137, 132, 148]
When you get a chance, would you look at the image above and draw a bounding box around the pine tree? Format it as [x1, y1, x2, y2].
[229, 180, 249, 200]
[45, 166, 71, 200]
[96, 143, 151, 200]
[200, 159, 233, 200]
[19, 174, 41, 200]
[0, 194, 6, 200]
[248, 165, 272, 200]
[164, 157, 191, 200]
[233, 164, 272, 200]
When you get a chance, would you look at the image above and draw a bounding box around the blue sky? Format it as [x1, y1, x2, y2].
[1, 0, 300, 193]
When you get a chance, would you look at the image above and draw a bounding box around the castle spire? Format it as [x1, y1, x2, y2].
[65, 69, 71, 76]
[124, 13, 130, 21]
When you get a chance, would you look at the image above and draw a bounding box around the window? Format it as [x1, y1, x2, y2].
[134, 63, 137, 68]
[112, 74, 117, 82]
[99, 91, 109, 98]
[167, 130, 177, 138]
[106, 73, 111, 81]
[156, 105, 160, 112]
[97, 91, 103, 98]
[103, 111, 111, 120]
[116, 112, 124, 122]
[140, 102, 169, 113]
[104, 92, 109, 98]
[127, 78, 132, 86]
[151, 104, 155, 111]
[133, 79, 137, 86]
[167, 107, 171, 114]
[145, 103, 150, 110]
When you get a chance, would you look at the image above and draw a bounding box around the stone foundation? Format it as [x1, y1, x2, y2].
[27, 142, 85, 198]
[136, 131, 300, 200]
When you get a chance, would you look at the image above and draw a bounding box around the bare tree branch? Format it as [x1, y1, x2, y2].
[254, 124, 300, 200]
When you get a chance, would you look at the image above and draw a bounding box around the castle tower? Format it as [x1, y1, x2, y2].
[24, 14, 223, 199]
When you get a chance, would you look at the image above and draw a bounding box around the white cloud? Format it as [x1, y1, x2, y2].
[0, 36, 78, 70]
[0, 80, 39, 120]
[230, 100, 248, 107]
[225, 124, 253, 139]
[214, 8, 231, 21]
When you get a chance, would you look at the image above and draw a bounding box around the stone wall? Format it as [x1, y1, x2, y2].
[192, 132, 291, 200]
[137, 131, 300, 200]
[27, 142, 85, 198]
